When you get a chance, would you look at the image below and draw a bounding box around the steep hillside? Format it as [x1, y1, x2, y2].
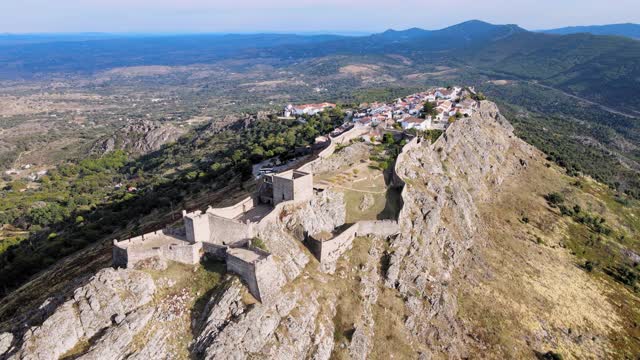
[2, 102, 638, 359]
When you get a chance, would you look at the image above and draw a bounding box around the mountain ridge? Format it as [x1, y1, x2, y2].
[540, 23, 640, 39]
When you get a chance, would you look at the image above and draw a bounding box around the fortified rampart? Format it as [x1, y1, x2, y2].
[113, 168, 314, 303]
[207, 196, 256, 219]
[299, 126, 369, 173]
[226, 246, 282, 302]
[306, 220, 400, 272]
[207, 213, 255, 245]
[182, 169, 314, 247]
[112, 229, 203, 268]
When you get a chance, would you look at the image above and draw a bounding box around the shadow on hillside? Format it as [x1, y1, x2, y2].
[377, 186, 403, 221]
[189, 258, 232, 355]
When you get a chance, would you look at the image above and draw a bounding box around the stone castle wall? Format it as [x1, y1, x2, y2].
[299, 127, 369, 173]
[226, 252, 260, 299]
[225, 246, 282, 302]
[307, 220, 401, 272]
[207, 215, 254, 246]
[184, 211, 210, 243]
[207, 196, 256, 219]
[292, 173, 314, 204]
[164, 242, 203, 264]
[113, 230, 202, 268]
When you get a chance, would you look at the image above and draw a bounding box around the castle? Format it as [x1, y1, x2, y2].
[113, 169, 314, 302]
[113, 122, 419, 303]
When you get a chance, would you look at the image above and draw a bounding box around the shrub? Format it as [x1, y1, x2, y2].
[251, 237, 268, 251]
[544, 192, 565, 207]
[542, 351, 564, 360]
[583, 260, 595, 272]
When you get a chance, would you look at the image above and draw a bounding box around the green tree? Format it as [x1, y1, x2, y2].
[421, 101, 438, 118]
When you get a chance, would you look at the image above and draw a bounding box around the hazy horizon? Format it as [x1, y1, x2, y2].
[1, 0, 639, 34]
[1, 21, 639, 37]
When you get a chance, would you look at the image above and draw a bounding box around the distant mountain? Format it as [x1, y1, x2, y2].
[540, 23, 640, 39]
[0, 20, 638, 112]
[0, 33, 133, 46]
[367, 20, 525, 48]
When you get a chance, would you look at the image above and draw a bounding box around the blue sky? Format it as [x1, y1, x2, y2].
[1, 0, 639, 33]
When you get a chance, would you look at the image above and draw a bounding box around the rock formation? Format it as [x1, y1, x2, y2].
[95, 119, 186, 155]
[3, 268, 156, 360]
[386, 101, 535, 357]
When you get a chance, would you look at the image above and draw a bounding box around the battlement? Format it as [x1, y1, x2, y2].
[112, 229, 202, 268]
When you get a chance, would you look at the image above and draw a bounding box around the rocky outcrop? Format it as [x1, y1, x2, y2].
[193, 278, 334, 360]
[257, 223, 310, 281]
[312, 142, 370, 174]
[386, 101, 535, 357]
[7, 268, 155, 360]
[0, 333, 13, 356]
[95, 119, 186, 155]
[282, 189, 346, 237]
[77, 308, 154, 360]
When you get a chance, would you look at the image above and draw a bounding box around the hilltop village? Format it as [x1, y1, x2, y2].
[113, 86, 480, 303]
[284, 86, 478, 133]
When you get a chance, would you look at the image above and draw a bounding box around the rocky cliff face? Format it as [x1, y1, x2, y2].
[4, 101, 619, 359]
[3, 268, 156, 360]
[385, 101, 535, 357]
[95, 120, 186, 155]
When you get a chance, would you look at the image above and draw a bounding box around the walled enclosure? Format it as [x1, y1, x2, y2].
[307, 220, 400, 272]
[113, 129, 418, 301]
[113, 230, 203, 268]
[183, 170, 313, 246]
